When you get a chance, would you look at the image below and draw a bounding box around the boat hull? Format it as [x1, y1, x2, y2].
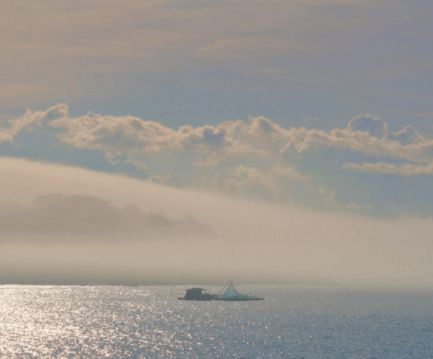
[214, 297, 264, 301]
[178, 283, 264, 301]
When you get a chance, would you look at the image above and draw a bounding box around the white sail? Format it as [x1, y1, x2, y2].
[220, 284, 242, 299]
[215, 280, 264, 301]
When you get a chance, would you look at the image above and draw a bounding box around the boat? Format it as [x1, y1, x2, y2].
[178, 281, 264, 301]
[214, 281, 264, 301]
[178, 287, 216, 301]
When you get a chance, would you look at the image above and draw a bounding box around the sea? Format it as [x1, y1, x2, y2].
[1, 285, 433, 358]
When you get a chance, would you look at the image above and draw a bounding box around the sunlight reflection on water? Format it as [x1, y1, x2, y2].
[1, 285, 433, 358]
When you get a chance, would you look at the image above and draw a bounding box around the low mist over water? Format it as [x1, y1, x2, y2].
[1, 158, 433, 288]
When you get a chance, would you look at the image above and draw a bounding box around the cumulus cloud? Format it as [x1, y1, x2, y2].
[347, 114, 388, 138]
[389, 126, 421, 146]
[2, 104, 433, 215]
[3, 104, 429, 167]
[0, 104, 68, 142]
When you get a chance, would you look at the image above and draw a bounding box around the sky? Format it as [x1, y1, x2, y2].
[1, 1, 433, 286]
[1, 1, 432, 128]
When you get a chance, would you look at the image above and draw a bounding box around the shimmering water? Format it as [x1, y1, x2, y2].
[1, 285, 433, 358]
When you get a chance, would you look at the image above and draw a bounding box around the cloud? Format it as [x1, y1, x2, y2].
[0, 103, 68, 142]
[3, 104, 433, 215]
[2, 0, 417, 121]
[223, 165, 313, 202]
[345, 161, 433, 177]
[389, 126, 421, 146]
[347, 114, 387, 138]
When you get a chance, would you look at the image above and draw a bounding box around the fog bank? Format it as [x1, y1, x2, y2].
[1, 157, 433, 288]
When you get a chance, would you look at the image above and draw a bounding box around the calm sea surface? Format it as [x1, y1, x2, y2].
[1, 285, 433, 358]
